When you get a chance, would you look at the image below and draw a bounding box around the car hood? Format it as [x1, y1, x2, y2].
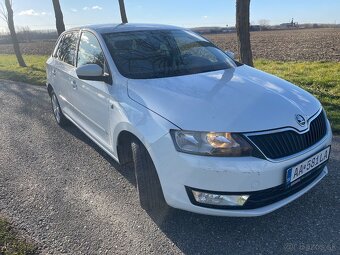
[127, 65, 321, 132]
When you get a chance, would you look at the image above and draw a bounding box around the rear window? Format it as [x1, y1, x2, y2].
[55, 31, 79, 65]
[102, 29, 235, 79]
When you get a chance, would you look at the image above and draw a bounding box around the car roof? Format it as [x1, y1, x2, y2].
[71, 23, 184, 34]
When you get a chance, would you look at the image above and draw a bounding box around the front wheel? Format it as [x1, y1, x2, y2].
[131, 140, 168, 213]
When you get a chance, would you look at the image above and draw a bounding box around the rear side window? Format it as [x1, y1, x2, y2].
[55, 31, 79, 65]
[77, 31, 104, 69]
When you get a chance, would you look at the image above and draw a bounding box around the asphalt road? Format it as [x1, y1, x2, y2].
[0, 80, 339, 255]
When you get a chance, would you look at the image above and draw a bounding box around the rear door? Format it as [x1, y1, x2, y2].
[46, 37, 62, 93]
[72, 31, 111, 146]
[53, 31, 79, 117]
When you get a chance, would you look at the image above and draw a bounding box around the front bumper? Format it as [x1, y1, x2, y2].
[147, 122, 332, 217]
[187, 167, 328, 217]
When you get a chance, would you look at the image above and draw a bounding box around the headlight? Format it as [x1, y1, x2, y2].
[170, 130, 253, 156]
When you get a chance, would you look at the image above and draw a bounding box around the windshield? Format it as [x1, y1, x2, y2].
[102, 29, 236, 79]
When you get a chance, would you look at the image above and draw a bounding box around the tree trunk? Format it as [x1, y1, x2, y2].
[4, 0, 26, 67]
[236, 0, 253, 66]
[52, 0, 65, 36]
[118, 0, 128, 23]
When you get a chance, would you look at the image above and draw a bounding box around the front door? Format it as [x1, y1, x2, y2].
[71, 31, 111, 146]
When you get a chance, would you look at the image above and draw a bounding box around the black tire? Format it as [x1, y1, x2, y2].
[50, 91, 69, 127]
[118, 140, 134, 170]
[131, 140, 168, 213]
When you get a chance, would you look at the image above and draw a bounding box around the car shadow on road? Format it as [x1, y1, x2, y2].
[61, 121, 340, 255]
[61, 123, 137, 187]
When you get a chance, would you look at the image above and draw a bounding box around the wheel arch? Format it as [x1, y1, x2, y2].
[112, 103, 176, 165]
[116, 130, 141, 165]
[113, 121, 153, 165]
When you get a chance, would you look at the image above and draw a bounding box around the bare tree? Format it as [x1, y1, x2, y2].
[17, 26, 32, 42]
[118, 0, 128, 23]
[258, 19, 270, 30]
[52, 0, 65, 36]
[258, 19, 270, 27]
[236, 0, 253, 66]
[0, 0, 26, 67]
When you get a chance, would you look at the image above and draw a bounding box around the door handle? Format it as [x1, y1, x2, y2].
[52, 69, 56, 75]
[71, 80, 77, 89]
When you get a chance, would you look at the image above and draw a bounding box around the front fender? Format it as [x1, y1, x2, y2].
[111, 97, 177, 161]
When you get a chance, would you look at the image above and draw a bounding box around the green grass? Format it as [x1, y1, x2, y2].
[0, 54, 48, 86]
[0, 218, 36, 255]
[0, 54, 339, 133]
[255, 60, 340, 134]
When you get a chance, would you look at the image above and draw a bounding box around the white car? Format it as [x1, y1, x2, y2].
[46, 24, 332, 216]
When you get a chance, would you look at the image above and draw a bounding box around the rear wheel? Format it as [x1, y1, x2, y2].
[131, 140, 168, 213]
[50, 91, 68, 127]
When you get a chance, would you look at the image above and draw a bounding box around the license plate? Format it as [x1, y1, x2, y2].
[286, 146, 330, 185]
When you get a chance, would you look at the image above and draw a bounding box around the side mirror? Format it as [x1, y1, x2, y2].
[76, 64, 109, 82]
[225, 50, 235, 59]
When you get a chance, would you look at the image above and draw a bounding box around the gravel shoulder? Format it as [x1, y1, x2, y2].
[0, 80, 339, 254]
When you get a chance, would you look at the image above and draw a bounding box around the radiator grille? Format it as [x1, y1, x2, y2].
[247, 111, 327, 159]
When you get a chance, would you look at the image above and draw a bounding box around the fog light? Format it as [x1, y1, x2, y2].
[192, 190, 249, 206]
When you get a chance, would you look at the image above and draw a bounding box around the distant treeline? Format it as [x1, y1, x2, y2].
[0, 27, 58, 44]
[193, 23, 340, 34]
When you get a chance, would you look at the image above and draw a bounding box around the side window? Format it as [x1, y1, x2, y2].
[54, 35, 65, 59]
[77, 32, 104, 69]
[53, 35, 63, 58]
[56, 32, 79, 65]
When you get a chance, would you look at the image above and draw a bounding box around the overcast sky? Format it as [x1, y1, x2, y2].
[0, 0, 339, 32]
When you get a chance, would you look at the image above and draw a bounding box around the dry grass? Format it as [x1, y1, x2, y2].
[0, 41, 56, 56]
[0, 218, 36, 255]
